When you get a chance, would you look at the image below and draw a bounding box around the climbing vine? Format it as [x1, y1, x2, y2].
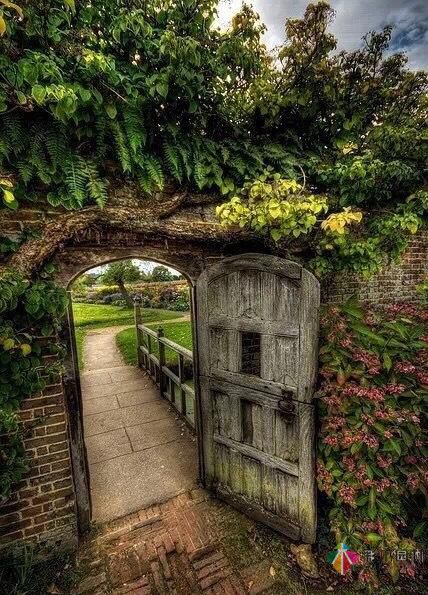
[0, 270, 67, 502]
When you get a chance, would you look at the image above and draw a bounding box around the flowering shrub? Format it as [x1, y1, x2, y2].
[317, 300, 428, 584]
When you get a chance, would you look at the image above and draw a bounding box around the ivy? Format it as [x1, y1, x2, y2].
[0, 271, 67, 503]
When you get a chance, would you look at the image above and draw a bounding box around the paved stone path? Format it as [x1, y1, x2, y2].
[77, 327, 326, 594]
[81, 327, 198, 522]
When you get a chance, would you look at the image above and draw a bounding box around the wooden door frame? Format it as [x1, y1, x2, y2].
[62, 291, 92, 537]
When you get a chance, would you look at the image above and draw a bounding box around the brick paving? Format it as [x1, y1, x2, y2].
[75, 488, 288, 595]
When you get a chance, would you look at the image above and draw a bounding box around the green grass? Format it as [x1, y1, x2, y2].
[72, 302, 184, 328]
[116, 321, 193, 367]
[72, 303, 187, 369]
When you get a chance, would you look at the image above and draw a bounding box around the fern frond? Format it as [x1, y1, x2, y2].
[145, 155, 164, 190]
[45, 124, 68, 171]
[16, 160, 34, 184]
[95, 115, 108, 161]
[64, 156, 87, 208]
[29, 124, 52, 184]
[163, 141, 182, 182]
[110, 120, 132, 172]
[123, 108, 146, 155]
[86, 161, 108, 208]
[193, 160, 208, 189]
[135, 165, 152, 194]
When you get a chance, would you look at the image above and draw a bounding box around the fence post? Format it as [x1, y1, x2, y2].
[134, 297, 143, 369]
[157, 327, 165, 397]
[178, 353, 186, 417]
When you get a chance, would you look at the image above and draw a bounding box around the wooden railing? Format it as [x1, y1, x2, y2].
[134, 301, 195, 429]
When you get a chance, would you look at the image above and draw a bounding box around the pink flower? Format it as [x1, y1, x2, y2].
[394, 361, 416, 374]
[384, 383, 406, 394]
[326, 416, 346, 431]
[377, 454, 393, 469]
[406, 473, 420, 490]
[324, 435, 339, 447]
[415, 371, 428, 385]
[384, 430, 393, 439]
[404, 455, 417, 465]
[351, 348, 381, 375]
[362, 413, 374, 426]
[356, 466, 367, 481]
[343, 456, 356, 472]
[338, 484, 357, 506]
[342, 384, 385, 402]
[399, 563, 416, 578]
[358, 568, 378, 586]
[363, 433, 379, 449]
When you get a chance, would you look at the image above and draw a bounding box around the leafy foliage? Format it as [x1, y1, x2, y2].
[0, 0, 290, 204]
[0, 271, 67, 502]
[101, 261, 141, 286]
[0, 1, 426, 276]
[317, 300, 428, 585]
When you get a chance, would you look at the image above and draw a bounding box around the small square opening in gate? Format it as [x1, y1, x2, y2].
[240, 331, 261, 376]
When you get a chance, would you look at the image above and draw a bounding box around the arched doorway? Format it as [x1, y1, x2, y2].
[60, 249, 319, 544]
[67, 258, 198, 524]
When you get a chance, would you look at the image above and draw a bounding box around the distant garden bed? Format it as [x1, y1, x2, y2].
[73, 279, 190, 311]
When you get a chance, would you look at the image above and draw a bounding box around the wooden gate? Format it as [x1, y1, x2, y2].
[196, 254, 319, 543]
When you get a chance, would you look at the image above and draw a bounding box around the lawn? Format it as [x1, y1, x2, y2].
[72, 303, 187, 369]
[116, 321, 193, 367]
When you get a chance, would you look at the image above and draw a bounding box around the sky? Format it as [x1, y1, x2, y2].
[217, 0, 428, 70]
[89, 260, 179, 275]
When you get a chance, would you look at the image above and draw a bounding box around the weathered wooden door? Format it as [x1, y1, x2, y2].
[196, 254, 319, 543]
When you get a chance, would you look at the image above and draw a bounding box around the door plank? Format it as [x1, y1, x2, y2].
[196, 254, 319, 543]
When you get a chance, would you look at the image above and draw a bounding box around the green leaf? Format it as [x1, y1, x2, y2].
[31, 85, 47, 104]
[105, 103, 117, 119]
[20, 344, 32, 356]
[156, 82, 168, 98]
[384, 439, 401, 456]
[413, 521, 427, 538]
[16, 91, 27, 105]
[383, 352, 392, 371]
[365, 532, 382, 545]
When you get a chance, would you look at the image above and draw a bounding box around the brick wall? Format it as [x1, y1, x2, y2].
[0, 204, 426, 555]
[322, 233, 428, 305]
[0, 356, 77, 553]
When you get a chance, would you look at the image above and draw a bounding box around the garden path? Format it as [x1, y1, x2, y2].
[81, 326, 198, 522]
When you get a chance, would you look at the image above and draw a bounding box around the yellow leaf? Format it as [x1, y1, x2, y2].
[20, 343, 32, 356]
[3, 338, 15, 350]
[0, 178, 13, 187]
[64, 0, 76, 12]
[3, 189, 15, 203]
[0, 15, 6, 36]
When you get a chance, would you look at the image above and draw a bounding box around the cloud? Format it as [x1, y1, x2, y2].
[217, 0, 428, 69]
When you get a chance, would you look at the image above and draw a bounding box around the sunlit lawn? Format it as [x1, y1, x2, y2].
[72, 303, 187, 369]
[116, 321, 193, 367]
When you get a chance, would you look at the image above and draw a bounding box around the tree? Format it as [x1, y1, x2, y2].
[101, 261, 141, 305]
[150, 265, 175, 282]
[0, 1, 426, 277]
